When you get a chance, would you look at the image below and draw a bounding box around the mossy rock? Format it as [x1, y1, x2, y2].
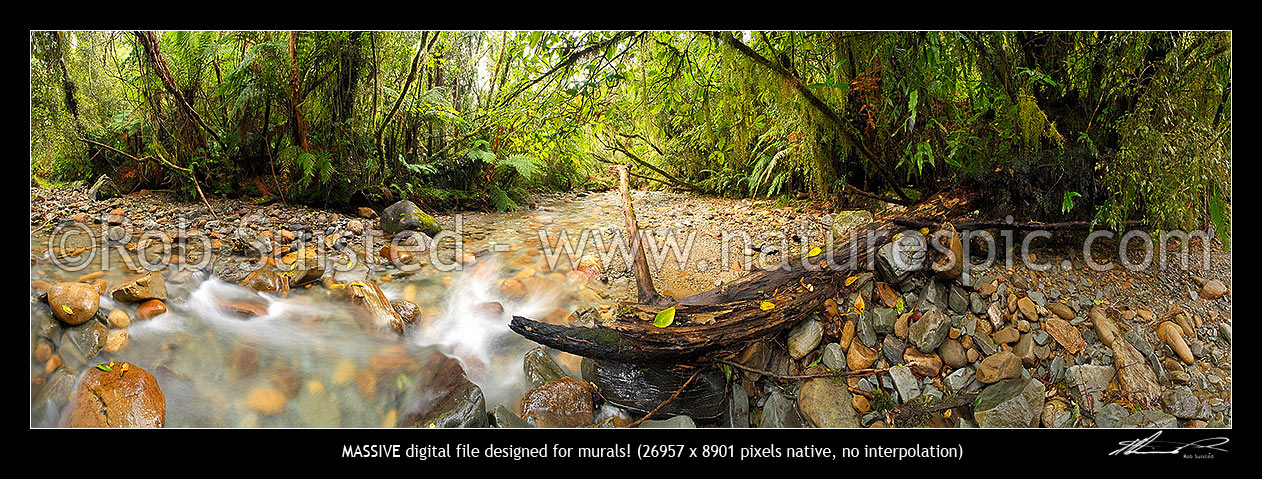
[381, 200, 442, 237]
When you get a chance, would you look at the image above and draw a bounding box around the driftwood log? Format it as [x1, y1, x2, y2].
[510, 169, 904, 363]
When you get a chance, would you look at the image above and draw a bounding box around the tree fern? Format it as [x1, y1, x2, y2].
[488, 183, 519, 211]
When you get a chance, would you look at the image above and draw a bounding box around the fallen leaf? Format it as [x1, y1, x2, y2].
[760, 301, 776, 311]
[845, 276, 860, 287]
[807, 246, 822, 257]
[854, 295, 866, 314]
[653, 307, 677, 328]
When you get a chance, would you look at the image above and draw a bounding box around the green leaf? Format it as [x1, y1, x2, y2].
[653, 306, 676, 328]
[895, 297, 905, 315]
[721, 364, 732, 382]
[61, 305, 74, 315]
[96, 364, 113, 372]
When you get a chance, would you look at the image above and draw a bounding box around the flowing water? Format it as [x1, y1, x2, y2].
[30, 190, 749, 427]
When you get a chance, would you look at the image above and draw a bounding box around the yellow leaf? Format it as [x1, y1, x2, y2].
[760, 301, 775, 311]
[61, 305, 74, 315]
[855, 295, 866, 314]
[845, 276, 859, 286]
[919, 227, 930, 236]
[807, 246, 822, 257]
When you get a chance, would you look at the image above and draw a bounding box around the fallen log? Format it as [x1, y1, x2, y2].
[509, 226, 896, 363]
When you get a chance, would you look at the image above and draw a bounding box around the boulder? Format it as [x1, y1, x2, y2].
[1198, 279, 1228, 300]
[1043, 318, 1085, 354]
[1089, 307, 1120, 346]
[87, 174, 119, 200]
[1064, 364, 1115, 413]
[47, 282, 100, 325]
[787, 317, 823, 360]
[797, 371, 860, 427]
[401, 349, 488, 428]
[58, 362, 165, 427]
[1111, 337, 1163, 404]
[973, 376, 1045, 428]
[909, 308, 950, 353]
[976, 351, 1022, 383]
[345, 280, 405, 336]
[930, 223, 964, 280]
[523, 346, 567, 388]
[519, 377, 594, 428]
[875, 232, 927, 284]
[381, 200, 441, 237]
[110, 271, 167, 303]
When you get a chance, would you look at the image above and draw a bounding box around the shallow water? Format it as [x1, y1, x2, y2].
[29, 193, 640, 427]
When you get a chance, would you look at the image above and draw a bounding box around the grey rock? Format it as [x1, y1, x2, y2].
[1028, 290, 1046, 306]
[882, 336, 906, 366]
[1219, 323, 1231, 344]
[490, 405, 531, 428]
[889, 365, 921, 403]
[523, 347, 567, 388]
[1117, 410, 1178, 428]
[31, 367, 77, 427]
[945, 367, 973, 391]
[59, 320, 107, 368]
[727, 383, 749, 428]
[909, 308, 950, 353]
[1161, 387, 1211, 420]
[641, 415, 697, 428]
[856, 314, 877, 348]
[1033, 330, 1052, 346]
[876, 232, 927, 284]
[797, 374, 860, 428]
[970, 292, 986, 315]
[871, 308, 898, 334]
[1094, 402, 1130, 428]
[917, 279, 947, 312]
[974, 376, 1045, 428]
[1065, 364, 1115, 413]
[821, 343, 846, 372]
[949, 285, 968, 313]
[974, 330, 998, 356]
[759, 391, 802, 428]
[788, 317, 823, 360]
[88, 174, 119, 200]
[1050, 356, 1066, 382]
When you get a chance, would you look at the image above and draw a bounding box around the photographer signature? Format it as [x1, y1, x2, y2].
[1110, 431, 1229, 456]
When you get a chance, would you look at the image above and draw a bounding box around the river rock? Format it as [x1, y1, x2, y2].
[102, 328, 129, 353]
[992, 326, 1019, 345]
[136, 299, 167, 320]
[1017, 296, 1038, 322]
[381, 200, 441, 237]
[1047, 301, 1076, 320]
[519, 377, 593, 428]
[523, 346, 567, 388]
[107, 309, 131, 328]
[1014, 333, 1036, 367]
[788, 317, 823, 360]
[1160, 387, 1211, 420]
[640, 415, 697, 428]
[760, 391, 802, 428]
[939, 338, 967, 369]
[986, 302, 1006, 330]
[1157, 321, 1194, 364]
[491, 404, 532, 428]
[401, 350, 488, 428]
[948, 285, 968, 313]
[973, 376, 1044, 428]
[391, 299, 420, 324]
[1117, 409, 1178, 428]
[871, 307, 898, 334]
[1042, 397, 1075, 428]
[1043, 318, 1085, 354]
[582, 358, 727, 420]
[1065, 364, 1114, 413]
[1090, 307, 1119, 346]
[346, 280, 405, 336]
[888, 365, 921, 403]
[48, 282, 100, 325]
[1111, 337, 1162, 404]
[797, 372, 860, 427]
[903, 347, 943, 377]
[88, 174, 119, 200]
[846, 343, 878, 370]
[875, 232, 926, 284]
[931, 223, 964, 280]
[357, 206, 378, 219]
[32, 367, 78, 426]
[110, 271, 167, 303]
[909, 308, 950, 353]
[59, 362, 165, 427]
[976, 351, 1021, 383]
[821, 343, 846, 371]
[60, 320, 107, 367]
[1199, 279, 1228, 300]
